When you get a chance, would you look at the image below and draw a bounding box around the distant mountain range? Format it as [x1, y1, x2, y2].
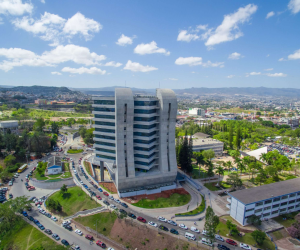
[2, 85, 300, 98]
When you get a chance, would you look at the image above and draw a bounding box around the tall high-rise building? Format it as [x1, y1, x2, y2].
[92, 88, 178, 194]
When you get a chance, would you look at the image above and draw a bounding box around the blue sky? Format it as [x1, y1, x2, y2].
[0, 0, 300, 89]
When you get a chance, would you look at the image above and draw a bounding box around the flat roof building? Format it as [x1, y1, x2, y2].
[192, 133, 223, 156]
[91, 88, 178, 196]
[0, 120, 18, 133]
[228, 178, 300, 226]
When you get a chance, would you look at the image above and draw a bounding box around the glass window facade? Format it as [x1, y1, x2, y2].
[265, 199, 272, 204]
[255, 208, 262, 213]
[134, 101, 158, 106]
[134, 131, 156, 137]
[134, 116, 157, 122]
[94, 100, 115, 105]
[290, 193, 296, 197]
[94, 134, 115, 140]
[288, 206, 295, 210]
[272, 210, 278, 214]
[95, 128, 115, 133]
[95, 121, 115, 126]
[134, 138, 156, 144]
[135, 159, 156, 166]
[95, 114, 115, 119]
[96, 154, 116, 160]
[95, 148, 115, 154]
[134, 152, 156, 159]
[273, 197, 281, 202]
[94, 107, 115, 112]
[134, 145, 156, 152]
[134, 109, 157, 114]
[282, 195, 288, 199]
[95, 141, 115, 147]
[272, 204, 280, 208]
[256, 202, 263, 207]
[134, 124, 157, 129]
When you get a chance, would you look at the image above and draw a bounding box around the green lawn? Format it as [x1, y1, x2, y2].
[191, 165, 209, 179]
[84, 161, 93, 176]
[33, 171, 48, 180]
[204, 182, 220, 191]
[273, 212, 298, 228]
[132, 193, 191, 209]
[176, 194, 205, 216]
[48, 173, 63, 178]
[67, 149, 83, 154]
[216, 221, 275, 250]
[74, 212, 117, 236]
[46, 186, 100, 217]
[0, 219, 65, 250]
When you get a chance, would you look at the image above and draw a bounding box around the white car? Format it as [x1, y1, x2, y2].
[107, 248, 115, 250]
[190, 226, 200, 233]
[158, 216, 167, 222]
[80, 181, 83, 184]
[148, 221, 158, 227]
[75, 229, 83, 235]
[215, 234, 224, 241]
[74, 170, 77, 174]
[71, 246, 80, 250]
[202, 230, 207, 235]
[179, 224, 188, 230]
[110, 204, 117, 210]
[8, 181, 13, 186]
[240, 243, 252, 250]
[167, 220, 177, 226]
[62, 220, 71, 226]
[51, 216, 58, 221]
[114, 198, 121, 203]
[109, 196, 114, 200]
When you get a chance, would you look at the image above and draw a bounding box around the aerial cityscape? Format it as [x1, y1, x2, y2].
[1, 0, 300, 250]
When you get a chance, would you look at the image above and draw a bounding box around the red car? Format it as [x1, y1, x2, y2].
[103, 192, 109, 196]
[226, 239, 237, 246]
[96, 240, 106, 248]
[96, 195, 102, 200]
[137, 216, 146, 223]
[85, 234, 93, 240]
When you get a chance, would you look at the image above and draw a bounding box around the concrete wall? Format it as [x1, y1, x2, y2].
[31, 177, 75, 189]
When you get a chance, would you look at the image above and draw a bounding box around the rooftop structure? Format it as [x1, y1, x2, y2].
[192, 133, 223, 156]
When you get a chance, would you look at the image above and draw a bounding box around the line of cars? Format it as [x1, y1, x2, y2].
[0, 187, 8, 203]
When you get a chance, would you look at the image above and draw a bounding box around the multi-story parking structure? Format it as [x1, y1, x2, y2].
[227, 178, 300, 226]
[92, 88, 178, 196]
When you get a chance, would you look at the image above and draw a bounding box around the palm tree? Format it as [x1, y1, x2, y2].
[215, 166, 225, 186]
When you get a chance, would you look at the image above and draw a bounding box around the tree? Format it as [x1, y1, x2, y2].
[51, 121, 59, 134]
[215, 166, 225, 185]
[60, 184, 68, 195]
[226, 173, 242, 190]
[228, 123, 233, 149]
[202, 149, 215, 161]
[194, 151, 205, 177]
[247, 215, 261, 226]
[236, 123, 241, 149]
[33, 118, 45, 132]
[179, 132, 192, 173]
[251, 230, 266, 245]
[204, 206, 219, 244]
[226, 220, 239, 236]
[4, 155, 16, 166]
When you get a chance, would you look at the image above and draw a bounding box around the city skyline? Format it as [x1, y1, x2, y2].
[0, 0, 300, 88]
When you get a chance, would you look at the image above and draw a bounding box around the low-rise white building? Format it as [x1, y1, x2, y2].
[189, 108, 205, 117]
[227, 178, 300, 226]
[47, 165, 62, 175]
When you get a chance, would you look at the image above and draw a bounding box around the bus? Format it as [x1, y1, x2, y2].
[18, 164, 28, 173]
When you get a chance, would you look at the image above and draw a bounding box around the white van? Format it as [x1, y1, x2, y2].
[185, 232, 196, 241]
[201, 238, 213, 246]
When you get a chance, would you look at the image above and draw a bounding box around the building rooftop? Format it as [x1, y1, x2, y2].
[194, 132, 211, 139]
[47, 165, 62, 169]
[229, 178, 300, 204]
[193, 138, 223, 146]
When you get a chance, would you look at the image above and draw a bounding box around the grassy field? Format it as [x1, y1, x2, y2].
[67, 149, 83, 154]
[33, 171, 48, 180]
[74, 212, 117, 236]
[191, 165, 209, 179]
[62, 162, 71, 178]
[216, 221, 275, 250]
[84, 160, 93, 176]
[204, 181, 231, 191]
[0, 219, 65, 250]
[176, 194, 205, 216]
[48, 173, 63, 178]
[99, 183, 117, 194]
[46, 186, 100, 217]
[132, 193, 191, 209]
[273, 212, 298, 228]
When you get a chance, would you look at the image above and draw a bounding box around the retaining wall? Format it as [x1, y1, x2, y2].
[31, 177, 75, 189]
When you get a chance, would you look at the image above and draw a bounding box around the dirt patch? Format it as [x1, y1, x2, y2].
[122, 188, 189, 204]
[99, 182, 117, 193]
[110, 218, 203, 250]
[270, 228, 289, 241]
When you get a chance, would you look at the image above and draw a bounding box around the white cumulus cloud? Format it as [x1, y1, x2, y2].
[104, 61, 122, 67]
[228, 52, 243, 60]
[61, 67, 106, 75]
[288, 49, 300, 60]
[177, 30, 199, 42]
[266, 11, 275, 19]
[288, 0, 300, 14]
[278, 58, 285, 61]
[227, 75, 235, 78]
[116, 34, 135, 46]
[123, 60, 158, 72]
[264, 68, 273, 71]
[175, 56, 224, 68]
[134, 41, 170, 56]
[51, 71, 61, 75]
[0, 0, 33, 16]
[0, 44, 106, 71]
[169, 78, 178, 81]
[266, 73, 287, 77]
[63, 12, 102, 40]
[205, 4, 257, 47]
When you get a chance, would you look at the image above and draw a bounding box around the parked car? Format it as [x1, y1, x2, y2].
[85, 234, 93, 240]
[45, 229, 52, 235]
[75, 229, 83, 236]
[121, 202, 128, 208]
[61, 239, 70, 246]
[179, 224, 188, 230]
[167, 220, 177, 226]
[240, 243, 252, 250]
[52, 233, 60, 240]
[110, 204, 117, 210]
[63, 225, 73, 231]
[226, 239, 237, 246]
[170, 228, 179, 235]
[159, 225, 169, 231]
[96, 195, 102, 200]
[137, 216, 146, 223]
[51, 216, 58, 222]
[96, 240, 106, 248]
[190, 226, 200, 233]
[103, 200, 110, 206]
[217, 244, 230, 250]
[103, 192, 109, 196]
[148, 221, 158, 227]
[158, 216, 167, 222]
[128, 213, 136, 219]
[215, 234, 224, 242]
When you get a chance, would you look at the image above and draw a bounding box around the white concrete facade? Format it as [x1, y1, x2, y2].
[92, 88, 178, 192]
